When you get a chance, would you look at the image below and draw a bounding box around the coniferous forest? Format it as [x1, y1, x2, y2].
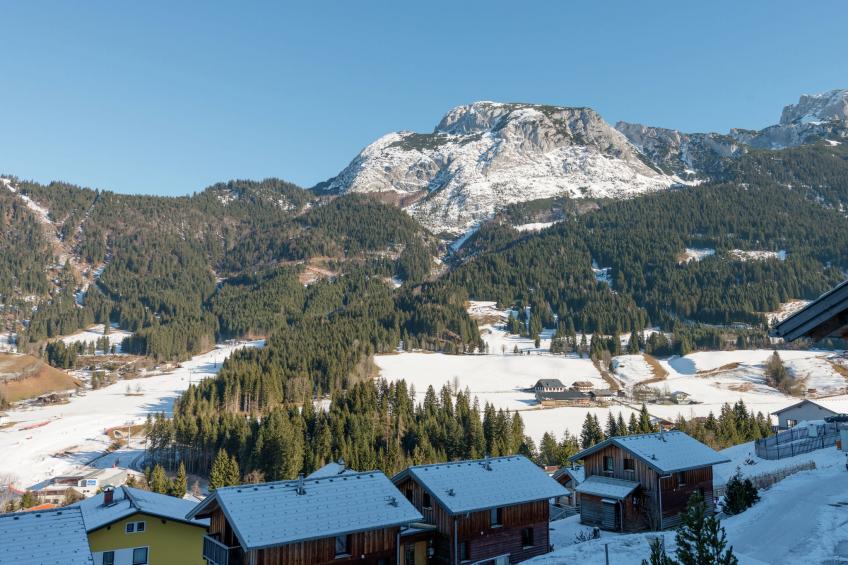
[0, 142, 847, 483]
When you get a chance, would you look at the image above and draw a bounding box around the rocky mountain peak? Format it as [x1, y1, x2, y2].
[780, 89, 848, 125]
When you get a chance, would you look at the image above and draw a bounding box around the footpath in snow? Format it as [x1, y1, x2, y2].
[0, 340, 263, 489]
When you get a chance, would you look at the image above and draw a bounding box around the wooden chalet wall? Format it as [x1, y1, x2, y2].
[207, 507, 398, 565]
[582, 445, 716, 531]
[396, 476, 550, 564]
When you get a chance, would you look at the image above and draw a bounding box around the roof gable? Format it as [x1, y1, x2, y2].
[772, 399, 838, 416]
[394, 455, 567, 515]
[188, 471, 421, 551]
[773, 279, 848, 341]
[76, 486, 208, 532]
[570, 431, 730, 474]
[0, 507, 93, 564]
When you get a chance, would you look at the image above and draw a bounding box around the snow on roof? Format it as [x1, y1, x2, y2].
[76, 486, 209, 532]
[552, 465, 584, 484]
[570, 431, 730, 474]
[394, 455, 568, 515]
[306, 461, 356, 479]
[576, 475, 640, 500]
[187, 471, 422, 551]
[0, 506, 93, 564]
[771, 399, 838, 416]
[773, 278, 848, 341]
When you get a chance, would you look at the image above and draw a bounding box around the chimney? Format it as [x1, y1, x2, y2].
[296, 474, 306, 496]
[103, 486, 114, 506]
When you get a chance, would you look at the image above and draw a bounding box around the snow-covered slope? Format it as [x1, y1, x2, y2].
[319, 102, 685, 233]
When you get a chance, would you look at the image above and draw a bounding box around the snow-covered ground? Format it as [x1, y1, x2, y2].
[0, 340, 263, 489]
[59, 323, 133, 354]
[766, 300, 811, 324]
[514, 221, 557, 232]
[680, 247, 715, 263]
[730, 249, 787, 261]
[533, 442, 848, 565]
[611, 354, 658, 387]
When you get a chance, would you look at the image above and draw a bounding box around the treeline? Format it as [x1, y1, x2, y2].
[147, 380, 533, 480]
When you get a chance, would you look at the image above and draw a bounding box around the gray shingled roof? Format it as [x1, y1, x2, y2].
[576, 475, 640, 500]
[393, 455, 567, 515]
[187, 471, 422, 551]
[75, 486, 209, 532]
[0, 507, 93, 564]
[534, 379, 565, 388]
[773, 279, 848, 341]
[569, 431, 730, 474]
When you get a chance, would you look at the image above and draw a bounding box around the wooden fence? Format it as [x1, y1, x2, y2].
[754, 423, 839, 459]
[714, 460, 817, 501]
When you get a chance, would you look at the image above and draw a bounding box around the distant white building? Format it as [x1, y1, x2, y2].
[772, 399, 837, 430]
[38, 468, 128, 504]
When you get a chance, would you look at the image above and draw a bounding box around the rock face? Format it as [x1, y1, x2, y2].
[318, 102, 683, 233]
[319, 90, 848, 235]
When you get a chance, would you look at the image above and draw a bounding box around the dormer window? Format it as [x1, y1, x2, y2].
[490, 507, 503, 527]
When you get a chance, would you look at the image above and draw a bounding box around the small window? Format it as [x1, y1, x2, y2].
[422, 492, 432, 509]
[521, 526, 534, 548]
[125, 522, 135, 533]
[405, 487, 413, 502]
[335, 534, 350, 557]
[677, 472, 686, 486]
[136, 521, 145, 532]
[102, 552, 115, 565]
[404, 544, 416, 565]
[786, 419, 798, 428]
[603, 455, 614, 472]
[459, 541, 469, 562]
[132, 547, 148, 565]
[624, 458, 635, 472]
[490, 506, 503, 527]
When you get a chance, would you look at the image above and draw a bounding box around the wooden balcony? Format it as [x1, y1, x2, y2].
[203, 534, 244, 565]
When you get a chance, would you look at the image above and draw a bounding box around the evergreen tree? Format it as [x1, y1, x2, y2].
[580, 413, 604, 449]
[642, 537, 676, 565]
[209, 449, 232, 491]
[606, 412, 619, 437]
[639, 404, 654, 433]
[675, 492, 738, 565]
[149, 464, 169, 495]
[721, 470, 759, 516]
[170, 462, 187, 498]
[616, 413, 628, 436]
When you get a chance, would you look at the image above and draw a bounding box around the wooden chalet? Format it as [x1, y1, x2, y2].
[187, 471, 422, 565]
[571, 381, 594, 392]
[569, 431, 729, 532]
[392, 455, 567, 565]
[773, 278, 848, 342]
[551, 465, 584, 509]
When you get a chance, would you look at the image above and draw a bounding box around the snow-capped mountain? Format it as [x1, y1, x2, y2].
[318, 102, 685, 234]
[319, 91, 848, 235]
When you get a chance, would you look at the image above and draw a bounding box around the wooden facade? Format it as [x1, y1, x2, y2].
[580, 444, 716, 532]
[396, 476, 550, 564]
[205, 506, 399, 565]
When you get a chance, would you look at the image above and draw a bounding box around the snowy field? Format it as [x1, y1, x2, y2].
[376, 302, 848, 444]
[531, 443, 848, 565]
[59, 323, 133, 353]
[0, 340, 263, 489]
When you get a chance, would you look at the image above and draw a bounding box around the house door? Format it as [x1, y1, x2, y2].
[601, 499, 619, 531]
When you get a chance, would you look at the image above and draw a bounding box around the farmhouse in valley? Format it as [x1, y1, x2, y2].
[571, 381, 594, 392]
[772, 399, 838, 430]
[569, 431, 729, 532]
[76, 486, 209, 565]
[535, 389, 590, 407]
[392, 455, 567, 564]
[188, 471, 422, 565]
[532, 378, 566, 393]
[0, 506, 94, 564]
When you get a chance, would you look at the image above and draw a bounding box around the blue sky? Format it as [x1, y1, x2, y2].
[1, 1, 845, 195]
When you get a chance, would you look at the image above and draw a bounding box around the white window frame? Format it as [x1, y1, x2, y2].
[131, 546, 149, 565]
[125, 520, 146, 534]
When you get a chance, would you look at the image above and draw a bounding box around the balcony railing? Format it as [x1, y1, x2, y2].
[203, 534, 244, 565]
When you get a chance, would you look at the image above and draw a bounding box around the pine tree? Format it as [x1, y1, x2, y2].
[639, 403, 654, 433]
[628, 412, 639, 434]
[580, 413, 604, 449]
[149, 464, 169, 495]
[617, 413, 628, 436]
[629, 330, 641, 354]
[170, 462, 187, 498]
[606, 412, 618, 437]
[642, 537, 676, 565]
[209, 449, 231, 491]
[721, 470, 759, 515]
[675, 492, 738, 565]
[227, 453, 241, 486]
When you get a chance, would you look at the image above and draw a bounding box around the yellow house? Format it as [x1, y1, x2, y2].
[77, 486, 208, 565]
